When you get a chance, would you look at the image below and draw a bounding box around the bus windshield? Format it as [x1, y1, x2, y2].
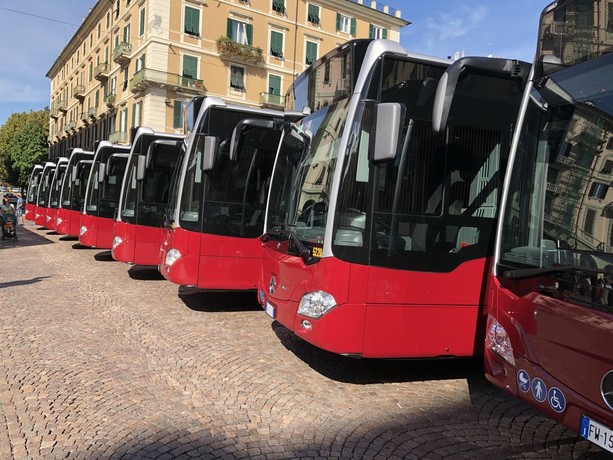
[499, 52, 613, 275]
[178, 107, 281, 237]
[49, 164, 68, 208]
[38, 167, 55, 207]
[27, 169, 42, 205]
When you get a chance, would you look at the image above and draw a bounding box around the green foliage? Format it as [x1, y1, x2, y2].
[0, 109, 49, 187]
[216, 36, 263, 63]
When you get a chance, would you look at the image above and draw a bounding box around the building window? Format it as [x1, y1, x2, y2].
[584, 208, 596, 236]
[136, 54, 145, 73]
[230, 65, 245, 91]
[268, 74, 281, 104]
[601, 158, 613, 174]
[88, 62, 93, 82]
[336, 13, 356, 35]
[369, 24, 387, 39]
[270, 30, 283, 58]
[173, 100, 183, 129]
[98, 23, 101, 39]
[139, 7, 146, 37]
[132, 100, 142, 128]
[184, 6, 200, 36]
[182, 54, 198, 79]
[123, 23, 131, 43]
[589, 182, 609, 200]
[114, 0, 120, 19]
[227, 19, 252, 45]
[272, 0, 285, 14]
[307, 4, 320, 25]
[305, 41, 317, 65]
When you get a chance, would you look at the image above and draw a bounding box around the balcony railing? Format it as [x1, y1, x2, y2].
[94, 63, 110, 81]
[129, 68, 205, 94]
[50, 108, 60, 119]
[216, 36, 263, 63]
[259, 92, 283, 109]
[74, 85, 85, 99]
[57, 100, 67, 112]
[113, 42, 132, 65]
[105, 94, 116, 107]
[66, 121, 76, 132]
[108, 131, 128, 143]
[80, 112, 89, 122]
[87, 107, 97, 119]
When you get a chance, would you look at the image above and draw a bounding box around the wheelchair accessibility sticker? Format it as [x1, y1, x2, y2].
[548, 387, 566, 413]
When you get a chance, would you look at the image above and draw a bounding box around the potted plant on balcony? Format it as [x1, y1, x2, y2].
[215, 36, 263, 63]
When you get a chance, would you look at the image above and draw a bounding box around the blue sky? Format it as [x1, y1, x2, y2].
[0, 0, 548, 127]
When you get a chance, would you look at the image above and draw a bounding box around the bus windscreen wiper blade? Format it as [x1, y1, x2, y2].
[502, 264, 575, 279]
[263, 223, 317, 265]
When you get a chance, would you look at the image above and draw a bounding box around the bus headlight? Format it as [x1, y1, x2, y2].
[112, 236, 123, 249]
[165, 248, 182, 268]
[297, 291, 336, 318]
[80, 225, 87, 236]
[486, 318, 515, 366]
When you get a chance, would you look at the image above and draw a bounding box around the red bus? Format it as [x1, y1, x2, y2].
[159, 97, 283, 290]
[56, 148, 94, 236]
[46, 157, 69, 231]
[34, 161, 58, 228]
[256, 39, 530, 358]
[484, 0, 613, 453]
[112, 128, 185, 265]
[25, 164, 43, 222]
[80, 141, 131, 248]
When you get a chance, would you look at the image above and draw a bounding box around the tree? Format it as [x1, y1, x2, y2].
[0, 109, 49, 187]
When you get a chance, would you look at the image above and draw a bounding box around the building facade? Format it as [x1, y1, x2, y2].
[46, 0, 409, 159]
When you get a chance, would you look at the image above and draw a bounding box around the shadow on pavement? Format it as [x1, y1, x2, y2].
[94, 250, 114, 261]
[271, 320, 484, 384]
[0, 276, 51, 289]
[59, 235, 79, 241]
[178, 287, 261, 312]
[128, 265, 165, 281]
[72, 242, 95, 249]
[0, 226, 53, 249]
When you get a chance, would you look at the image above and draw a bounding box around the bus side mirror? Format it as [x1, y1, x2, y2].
[98, 163, 106, 183]
[197, 134, 218, 172]
[136, 155, 147, 181]
[229, 118, 277, 161]
[372, 102, 405, 162]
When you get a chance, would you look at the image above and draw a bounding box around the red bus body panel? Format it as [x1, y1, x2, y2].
[259, 244, 488, 358]
[485, 275, 613, 438]
[79, 214, 115, 249]
[46, 208, 58, 231]
[160, 227, 262, 289]
[112, 221, 165, 266]
[26, 205, 37, 222]
[35, 207, 47, 227]
[55, 207, 70, 235]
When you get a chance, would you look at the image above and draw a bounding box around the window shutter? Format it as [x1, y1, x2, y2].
[246, 24, 253, 46]
[269, 75, 281, 95]
[383, 28, 388, 39]
[369, 24, 373, 39]
[350, 18, 356, 36]
[336, 13, 341, 31]
[173, 101, 182, 129]
[183, 55, 198, 79]
[227, 19, 233, 39]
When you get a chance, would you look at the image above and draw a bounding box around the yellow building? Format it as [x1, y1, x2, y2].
[46, 0, 409, 158]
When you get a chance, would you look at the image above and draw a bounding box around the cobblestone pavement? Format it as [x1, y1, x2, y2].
[0, 224, 610, 460]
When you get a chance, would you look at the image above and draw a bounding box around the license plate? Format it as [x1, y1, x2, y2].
[265, 302, 275, 319]
[580, 415, 613, 453]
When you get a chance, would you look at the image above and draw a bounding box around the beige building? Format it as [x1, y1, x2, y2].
[46, 0, 409, 159]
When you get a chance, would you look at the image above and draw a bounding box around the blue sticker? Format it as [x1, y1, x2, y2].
[548, 387, 566, 413]
[532, 377, 547, 403]
[517, 369, 530, 393]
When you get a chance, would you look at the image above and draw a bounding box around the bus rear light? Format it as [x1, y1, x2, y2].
[165, 248, 182, 268]
[486, 317, 515, 366]
[112, 236, 123, 249]
[297, 290, 336, 318]
[80, 225, 87, 236]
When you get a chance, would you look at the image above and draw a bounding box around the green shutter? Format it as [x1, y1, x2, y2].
[173, 101, 182, 129]
[185, 7, 200, 36]
[336, 13, 341, 31]
[227, 18, 233, 39]
[139, 8, 145, 36]
[350, 18, 356, 36]
[246, 24, 253, 46]
[383, 28, 388, 39]
[271, 31, 282, 56]
[306, 41, 317, 64]
[268, 75, 281, 95]
[183, 55, 198, 78]
[308, 4, 319, 23]
[369, 24, 373, 39]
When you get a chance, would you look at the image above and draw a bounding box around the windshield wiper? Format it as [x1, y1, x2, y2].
[501, 264, 576, 280]
[262, 223, 317, 265]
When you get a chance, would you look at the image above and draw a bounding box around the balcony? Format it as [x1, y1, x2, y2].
[74, 85, 85, 100]
[216, 36, 263, 64]
[108, 131, 128, 144]
[259, 92, 283, 109]
[80, 112, 89, 123]
[50, 108, 60, 119]
[129, 68, 205, 95]
[105, 94, 116, 107]
[66, 121, 76, 132]
[57, 100, 67, 113]
[87, 107, 97, 119]
[55, 129, 63, 138]
[94, 63, 110, 81]
[113, 42, 132, 65]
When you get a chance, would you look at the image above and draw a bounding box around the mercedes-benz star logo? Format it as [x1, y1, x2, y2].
[269, 276, 276, 295]
[602, 370, 613, 410]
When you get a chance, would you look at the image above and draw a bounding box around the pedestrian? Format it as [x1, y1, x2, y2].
[1, 196, 14, 214]
[16, 193, 24, 225]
